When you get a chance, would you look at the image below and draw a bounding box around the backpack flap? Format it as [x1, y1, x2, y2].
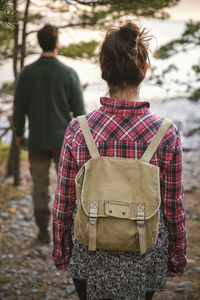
[78, 157, 161, 221]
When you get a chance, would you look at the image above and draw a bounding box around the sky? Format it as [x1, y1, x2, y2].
[166, 0, 200, 21]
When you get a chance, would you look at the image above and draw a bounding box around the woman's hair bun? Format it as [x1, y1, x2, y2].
[118, 22, 139, 45]
[99, 20, 151, 89]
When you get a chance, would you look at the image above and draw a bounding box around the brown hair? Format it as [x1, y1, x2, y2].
[99, 21, 151, 92]
[37, 24, 58, 52]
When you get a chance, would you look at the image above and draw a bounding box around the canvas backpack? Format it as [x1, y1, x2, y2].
[74, 115, 171, 254]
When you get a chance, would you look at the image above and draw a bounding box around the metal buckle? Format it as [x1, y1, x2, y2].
[89, 217, 97, 225]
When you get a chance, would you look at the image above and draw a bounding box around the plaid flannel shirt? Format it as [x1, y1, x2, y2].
[53, 97, 187, 276]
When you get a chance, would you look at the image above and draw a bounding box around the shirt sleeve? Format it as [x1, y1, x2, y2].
[13, 69, 28, 137]
[52, 124, 78, 271]
[160, 129, 187, 276]
[68, 70, 86, 117]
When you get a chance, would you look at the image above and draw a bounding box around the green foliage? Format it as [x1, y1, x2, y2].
[0, 143, 10, 160]
[155, 21, 200, 59]
[156, 78, 163, 85]
[189, 89, 200, 102]
[59, 40, 98, 59]
[72, 0, 180, 18]
[0, 81, 15, 95]
[192, 65, 200, 74]
[80, 9, 116, 27]
[155, 41, 176, 59]
[0, 23, 13, 59]
[19, 13, 43, 23]
[0, 143, 28, 160]
[182, 21, 200, 45]
[0, 12, 43, 61]
[162, 64, 178, 77]
[0, 0, 15, 26]
[111, 0, 179, 18]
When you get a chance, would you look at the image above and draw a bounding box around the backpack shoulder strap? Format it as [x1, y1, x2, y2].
[78, 115, 100, 158]
[140, 118, 172, 163]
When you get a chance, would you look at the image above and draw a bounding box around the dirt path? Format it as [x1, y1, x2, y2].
[0, 150, 200, 300]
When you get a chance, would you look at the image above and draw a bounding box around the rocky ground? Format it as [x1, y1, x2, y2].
[0, 149, 200, 300]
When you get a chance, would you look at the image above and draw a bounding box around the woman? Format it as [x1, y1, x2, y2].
[52, 21, 187, 300]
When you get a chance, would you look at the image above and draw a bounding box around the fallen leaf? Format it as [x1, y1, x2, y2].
[8, 207, 17, 213]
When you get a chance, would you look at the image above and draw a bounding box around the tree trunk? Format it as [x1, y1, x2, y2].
[7, 0, 21, 185]
[20, 0, 30, 69]
[7, 118, 20, 186]
[13, 0, 19, 80]
[8, 133, 20, 186]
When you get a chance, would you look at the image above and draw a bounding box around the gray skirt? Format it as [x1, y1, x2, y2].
[67, 210, 169, 300]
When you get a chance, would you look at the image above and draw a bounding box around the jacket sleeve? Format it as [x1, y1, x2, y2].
[161, 128, 187, 276]
[52, 124, 78, 271]
[68, 70, 86, 117]
[13, 69, 28, 137]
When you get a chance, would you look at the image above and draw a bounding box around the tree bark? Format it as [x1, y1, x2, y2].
[7, 0, 21, 185]
[13, 0, 19, 80]
[20, 0, 30, 69]
[7, 118, 20, 187]
[7, 128, 20, 186]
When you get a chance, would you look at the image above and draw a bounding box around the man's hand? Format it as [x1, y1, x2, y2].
[15, 135, 27, 148]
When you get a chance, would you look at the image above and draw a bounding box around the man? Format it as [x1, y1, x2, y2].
[13, 24, 86, 244]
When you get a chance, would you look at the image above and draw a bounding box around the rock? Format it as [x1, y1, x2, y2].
[67, 277, 74, 284]
[37, 246, 49, 253]
[0, 284, 11, 291]
[19, 221, 31, 227]
[4, 177, 14, 185]
[166, 283, 173, 289]
[185, 205, 194, 213]
[194, 266, 200, 274]
[30, 288, 39, 293]
[185, 127, 200, 137]
[185, 186, 197, 193]
[31, 271, 38, 278]
[191, 215, 199, 220]
[16, 290, 21, 295]
[7, 268, 17, 274]
[16, 212, 24, 220]
[0, 212, 9, 218]
[187, 259, 196, 264]
[19, 269, 29, 275]
[174, 281, 194, 292]
[66, 284, 76, 295]
[28, 263, 36, 268]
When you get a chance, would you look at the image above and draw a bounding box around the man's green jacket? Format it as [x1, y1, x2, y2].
[13, 56, 86, 150]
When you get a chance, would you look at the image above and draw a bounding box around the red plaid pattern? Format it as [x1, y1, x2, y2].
[52, 97, 187, 276]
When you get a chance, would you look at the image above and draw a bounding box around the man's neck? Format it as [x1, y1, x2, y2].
[42, 51, 57, 57]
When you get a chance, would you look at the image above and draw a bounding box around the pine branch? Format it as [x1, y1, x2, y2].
[26, 21, 95, 36]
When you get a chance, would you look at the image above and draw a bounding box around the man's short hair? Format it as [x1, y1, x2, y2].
[37, 24, 58, 52]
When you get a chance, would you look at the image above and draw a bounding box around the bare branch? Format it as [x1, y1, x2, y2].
[69, 0, 108, 4]
[0, 127, 11, 139]
[26, 22, 94, 36]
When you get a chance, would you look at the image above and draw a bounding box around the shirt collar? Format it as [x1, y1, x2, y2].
[100, 97, 150, 116]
